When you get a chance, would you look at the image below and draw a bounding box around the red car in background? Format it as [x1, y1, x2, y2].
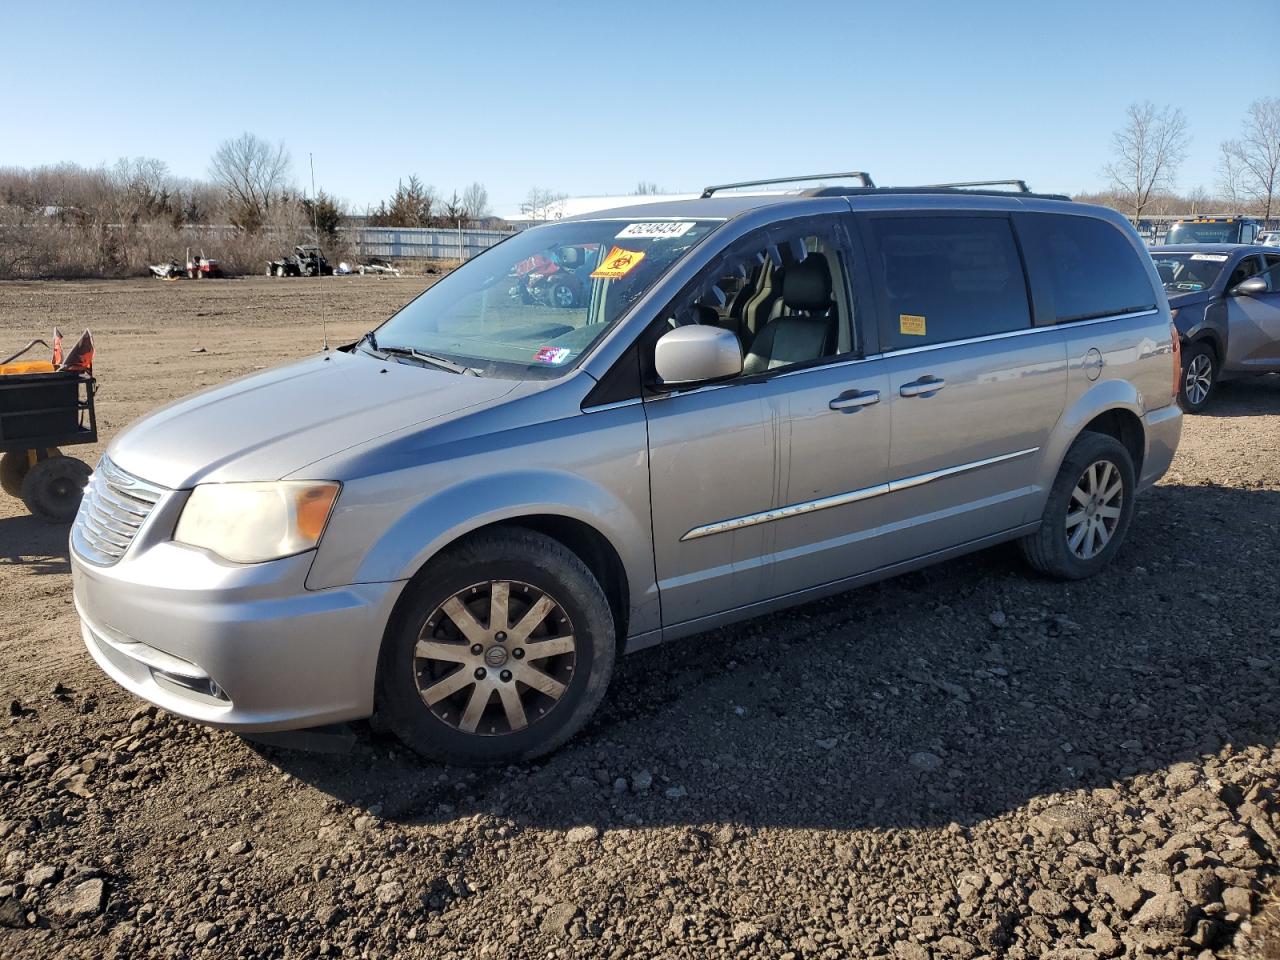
[510, 244, 598, 308]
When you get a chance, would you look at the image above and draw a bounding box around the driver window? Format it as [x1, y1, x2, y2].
[1227, 256, 1263, 289]
[659, 221, 855, 377]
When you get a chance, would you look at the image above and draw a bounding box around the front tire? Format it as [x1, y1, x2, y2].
[376, 529, 616, 765]
[1178, 341, 1217, 413]
[1019, 432, 1136, 580]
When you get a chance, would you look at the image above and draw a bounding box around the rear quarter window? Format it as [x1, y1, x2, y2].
[1023, 214, 1157, 323]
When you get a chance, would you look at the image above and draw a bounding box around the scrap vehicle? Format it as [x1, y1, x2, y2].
[1152, 243, 1280, 411]
[148, 259, 183, 280]
[71, 172, 1185, 766]
[266, 245, 332, 277]
[358, 257, 401, 276]
[509, 243, 598, 308]
[0, 330, 97, 522]
[186, 248, 224, 279]
[1164, 216, 1263, 245]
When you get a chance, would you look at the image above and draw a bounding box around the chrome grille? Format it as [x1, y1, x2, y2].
[71, 457, 166, 566]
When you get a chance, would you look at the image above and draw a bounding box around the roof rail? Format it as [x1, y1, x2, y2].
[917, 179, 1031, 193]
[701, 171, 875, 198]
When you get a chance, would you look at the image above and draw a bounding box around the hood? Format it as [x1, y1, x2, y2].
[1166, 288, 1213, 309]
[109, 350, 520, 488]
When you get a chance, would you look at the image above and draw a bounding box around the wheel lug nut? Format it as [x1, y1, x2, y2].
[512, 648, 524, 659]
[474, 667, 486, 680]
[495, 631, 507, 642]
[470, 644, 483, 655]
[500, 670, 512, 682]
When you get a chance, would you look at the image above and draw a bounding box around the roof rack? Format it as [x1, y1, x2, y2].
[701, 171, 876, 198]
[917, 180, 1031, 193]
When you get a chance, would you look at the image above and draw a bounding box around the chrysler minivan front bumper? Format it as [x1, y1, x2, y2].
[72, 541, 400, 732]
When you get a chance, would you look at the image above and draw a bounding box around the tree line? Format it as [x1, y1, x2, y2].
[0, 132, 502, 278]
[1102, 97, 1279, 222]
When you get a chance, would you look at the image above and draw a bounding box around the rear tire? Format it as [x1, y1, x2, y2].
[20, 456, 91, 523]
[1178, 341, 1217, 413]
[376, 529, 615, 766]
[1019, 431, 1136, 580]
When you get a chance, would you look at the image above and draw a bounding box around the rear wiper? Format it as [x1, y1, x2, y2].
[378, 343, 477, 376]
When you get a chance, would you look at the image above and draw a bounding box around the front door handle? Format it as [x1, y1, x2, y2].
[900, 376, 946, 398]
[829, 389, 881, 411]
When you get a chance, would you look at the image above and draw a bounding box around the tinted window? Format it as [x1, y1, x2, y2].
[1026, 214, 1157, 323]
[870, 216, 1030, 350]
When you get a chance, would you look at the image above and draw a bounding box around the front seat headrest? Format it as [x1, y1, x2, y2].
[782, 255, 832, 312]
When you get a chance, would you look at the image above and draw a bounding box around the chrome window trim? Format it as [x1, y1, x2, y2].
[681, 447, 1039, 541]
[880, 308, 1159, 358]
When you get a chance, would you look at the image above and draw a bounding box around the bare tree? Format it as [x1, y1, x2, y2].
[520, 186, 567, 222]
[1219, 98, 1280, 220]
[460, 182, 490, 221]
[209, 133, 292, 231]
[633, 181, 662, 195]
[1103, 102, 1189, 223]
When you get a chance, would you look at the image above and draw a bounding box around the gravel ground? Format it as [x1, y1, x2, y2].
[2, 278, 1280, 959]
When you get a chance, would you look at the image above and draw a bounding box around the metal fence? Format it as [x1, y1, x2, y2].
[345, 227, 517, 261]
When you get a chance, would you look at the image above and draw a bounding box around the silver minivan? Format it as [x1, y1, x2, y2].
[71, 176, 1183, 764]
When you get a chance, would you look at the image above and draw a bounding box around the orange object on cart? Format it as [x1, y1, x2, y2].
[0, 360, 56, 376]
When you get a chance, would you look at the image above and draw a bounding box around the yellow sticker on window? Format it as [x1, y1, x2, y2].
[590, 246, 646, 280]
[899, 314, 926, 336]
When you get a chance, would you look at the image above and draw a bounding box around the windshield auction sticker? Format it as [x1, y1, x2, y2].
[533, 346, 571, 365]
[1190, 254, 1229, 262]
[591, 247, 646, 280]
[616, 221, 695, 240]
[899, 314, 927, 336]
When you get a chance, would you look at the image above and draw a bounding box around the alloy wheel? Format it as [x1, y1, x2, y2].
[1066, 459, 1123, 560]
[1184, 353, 1213, 406]
[413, 580, 577, 736]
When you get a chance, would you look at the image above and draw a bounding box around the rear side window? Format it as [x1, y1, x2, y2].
[1024, 214, 1157, 323]
[869, 216, 1031, 350]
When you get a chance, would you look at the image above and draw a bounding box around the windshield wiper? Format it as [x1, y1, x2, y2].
[377, 343, 477, 376]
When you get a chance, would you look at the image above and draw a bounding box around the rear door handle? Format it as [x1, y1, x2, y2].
[829, 389, 881, 411]
[900, 376, 946, 398]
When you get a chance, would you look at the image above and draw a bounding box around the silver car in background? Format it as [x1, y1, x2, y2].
[71, 175, 1182, 765]
[1153, 244, 1280, 411]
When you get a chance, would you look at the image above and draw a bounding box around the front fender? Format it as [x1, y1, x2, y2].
[363, 469, 645, 584]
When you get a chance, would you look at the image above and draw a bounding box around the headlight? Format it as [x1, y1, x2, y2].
[174, 481, 340, 564]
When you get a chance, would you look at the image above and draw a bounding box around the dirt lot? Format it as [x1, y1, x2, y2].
[2, 277, 1280, 960]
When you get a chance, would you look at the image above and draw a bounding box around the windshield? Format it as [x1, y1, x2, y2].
[369, 218, 721, 378]
[1150, 252, 1228, 293]
[1166, 222, 1239, 244]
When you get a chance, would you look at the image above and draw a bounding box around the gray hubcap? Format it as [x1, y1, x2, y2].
[414, 580, 576, 736]
[1066, 459, 1123, 560]
[1184, 354, 1212, 406]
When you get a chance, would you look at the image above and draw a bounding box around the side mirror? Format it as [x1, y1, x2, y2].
[653, 325, 742, 388]
[1232, 276, 1268, 297]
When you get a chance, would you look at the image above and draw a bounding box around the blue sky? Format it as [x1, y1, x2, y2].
[3, 0, 1272, 213]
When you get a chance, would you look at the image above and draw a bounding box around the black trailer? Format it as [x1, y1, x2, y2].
[0, 371, 97, 522]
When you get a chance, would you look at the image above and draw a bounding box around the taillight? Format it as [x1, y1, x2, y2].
[1170, 321, 1181, 399]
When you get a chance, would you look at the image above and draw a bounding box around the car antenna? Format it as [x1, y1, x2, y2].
[311, 152, 329, 352]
